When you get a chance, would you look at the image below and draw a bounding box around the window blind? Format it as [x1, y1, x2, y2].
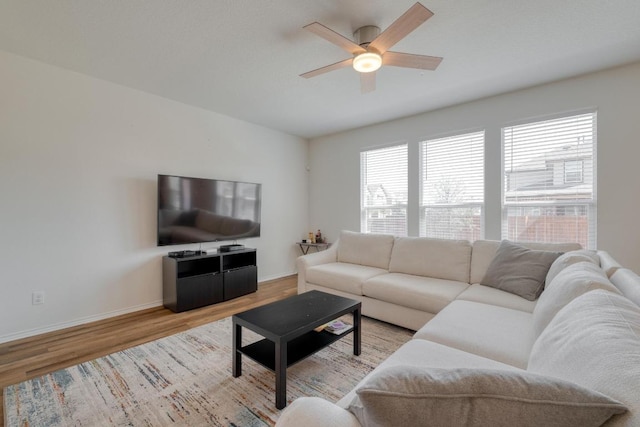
[502, 112, 596, 248]
[360, 144, 408, 236]
[420, 131, 484, 240]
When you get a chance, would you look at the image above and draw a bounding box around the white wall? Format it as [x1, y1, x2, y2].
[309, 61, 640, 272]
[0, 50, 309, 342]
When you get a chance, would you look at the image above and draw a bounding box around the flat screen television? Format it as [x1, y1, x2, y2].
[157, 174, 261, 246]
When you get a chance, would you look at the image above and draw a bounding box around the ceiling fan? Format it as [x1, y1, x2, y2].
[300, 2, 443, 93]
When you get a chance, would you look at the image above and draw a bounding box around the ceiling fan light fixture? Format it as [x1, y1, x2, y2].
[353, 52, 382, 73]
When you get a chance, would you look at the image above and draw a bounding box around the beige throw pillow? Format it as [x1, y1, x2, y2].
[347, 365, 626, 427]
[480, 240, 562, 301]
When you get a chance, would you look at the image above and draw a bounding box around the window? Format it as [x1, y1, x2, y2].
[420, 131, 484, 240]
[360, 144, 408, 236]
[564, 160, 583, 183]
[502, 112, 596, 248]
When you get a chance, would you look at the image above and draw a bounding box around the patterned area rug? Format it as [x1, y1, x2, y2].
[4, 316, 412, 426]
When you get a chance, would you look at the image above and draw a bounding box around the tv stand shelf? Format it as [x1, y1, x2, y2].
[163, 248, 257, 312]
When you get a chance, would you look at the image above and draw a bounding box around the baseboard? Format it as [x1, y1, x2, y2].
[1, 273, 298, 344]
[259, 272, 297, 285]
[0, 300, 164, 344]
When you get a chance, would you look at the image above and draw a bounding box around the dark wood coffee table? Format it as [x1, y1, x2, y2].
[232, 290, 361, 409]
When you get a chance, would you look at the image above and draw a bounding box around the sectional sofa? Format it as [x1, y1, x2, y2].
[276, 231, 640, 427]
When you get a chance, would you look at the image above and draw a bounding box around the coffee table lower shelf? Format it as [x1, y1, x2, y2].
[238, 327, 354, 371]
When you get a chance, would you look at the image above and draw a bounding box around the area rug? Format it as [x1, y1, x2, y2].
[4, 316, 413, 426]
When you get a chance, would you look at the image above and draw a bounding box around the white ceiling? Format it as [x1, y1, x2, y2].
[1, 1, 639, 139]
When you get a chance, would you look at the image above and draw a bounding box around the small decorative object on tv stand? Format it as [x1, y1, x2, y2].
[219, 244, 245, 252]
[162, 248, 257, 312]
[168, 250, 206, 258]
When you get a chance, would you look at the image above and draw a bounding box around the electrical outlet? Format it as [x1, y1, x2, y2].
[32, 291, 45, 305]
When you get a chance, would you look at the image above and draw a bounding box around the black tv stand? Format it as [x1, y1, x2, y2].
[162, 248, 257, 312]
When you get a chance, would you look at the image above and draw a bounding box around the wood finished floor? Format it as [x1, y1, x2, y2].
[0, 275, 298, 426]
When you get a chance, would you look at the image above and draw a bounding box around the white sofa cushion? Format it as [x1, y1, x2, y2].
[455, 283, 537, 312]
[610, 268, 640, 307]
[480, 240, 563, 301]
[528, 290, 640, 427]
[348, 365, 626, 427]
[337, 338, 520, 408]
[469, 239, 582, 285]
[532, 262, 620, 339]
[306, 262, 387, 295]
[545, 249, 600, 284]
[337, 231, 395, 270]
[413, 300, 534, 368]
[362, 273, 469, 314]
[388, 237, 471, 283]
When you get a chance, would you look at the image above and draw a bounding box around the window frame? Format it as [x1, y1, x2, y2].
[360, 143, 409, 236]
[501, 110, 597, 249]
[419, 130, 485, 241]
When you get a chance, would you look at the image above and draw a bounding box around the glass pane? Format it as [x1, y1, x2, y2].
[363, 208, 407, 236]
[422, 206, 482, 241]
[504, 205, 591, 248]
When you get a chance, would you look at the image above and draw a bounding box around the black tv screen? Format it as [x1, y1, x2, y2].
[157, 174, 261, 246]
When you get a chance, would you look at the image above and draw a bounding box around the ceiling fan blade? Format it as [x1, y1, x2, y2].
[360, 72, 376, 93]
[304, 22, 366, 55]
[300, 58, 354, 79]
[369, 3, 434, 54]
[383, 51, 442, 70]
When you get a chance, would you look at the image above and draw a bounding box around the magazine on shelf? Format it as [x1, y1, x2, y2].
[323, 319, 352, 335]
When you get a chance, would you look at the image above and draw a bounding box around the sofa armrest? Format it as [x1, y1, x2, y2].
[276, 397, 361, 427]
[296, 240, 339, 293]
[597, 250, 622, 277]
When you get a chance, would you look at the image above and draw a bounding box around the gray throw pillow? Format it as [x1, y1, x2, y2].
[480, 240, 562, 301]
[347, 365, 626, 427]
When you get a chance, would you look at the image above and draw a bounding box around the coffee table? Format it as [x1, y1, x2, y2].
[232, 290, 361, 409]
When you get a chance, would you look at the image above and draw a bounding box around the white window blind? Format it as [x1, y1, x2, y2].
[360, 144, 408, 236]
[502, 112, 596, 249]
[420, 131, 484, 240]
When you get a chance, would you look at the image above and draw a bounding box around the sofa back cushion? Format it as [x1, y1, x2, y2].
[389, 237, 471, 283]
[528, 290, 640, 427]
[337, 230, 395, 270]
[470, 239, 582, 285]
[610, 268, 640, 307]
[532, 262, 620, 339]
[545, 250, 600, 285]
